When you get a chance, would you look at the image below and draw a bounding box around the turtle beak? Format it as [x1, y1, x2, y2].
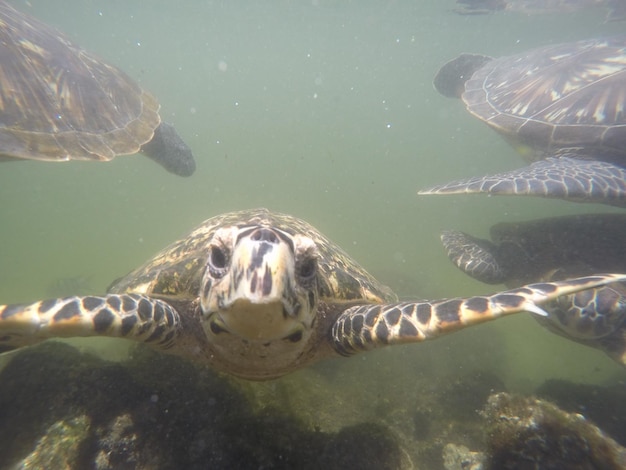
[229, 229, 298, 309]
[202, 227, 304, 341]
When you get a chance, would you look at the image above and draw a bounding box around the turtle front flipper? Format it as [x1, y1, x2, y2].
[419, 156, 626, 207]
[331, 274, 626, 356]
[441, 230, 507, 284]
[0, 294, 181, 353]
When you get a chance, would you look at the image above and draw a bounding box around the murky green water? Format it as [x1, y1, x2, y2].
[1, 0, 625, 467]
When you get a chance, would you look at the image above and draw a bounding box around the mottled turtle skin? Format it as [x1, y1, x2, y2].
[421, 36, 626, 206]
[440, 213, 626, 364]
[0, 1, 195, 176]
[452, 0, 625, 22]
[0, 208, 624, 380]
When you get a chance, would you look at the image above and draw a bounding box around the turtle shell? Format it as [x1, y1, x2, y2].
[108, 208, 396, 308]
[462, 36, 626, 159]
[0, 2, 160, 162]
[489, 213, 626, 285]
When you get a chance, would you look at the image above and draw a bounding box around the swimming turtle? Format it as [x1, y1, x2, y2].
[0, 1, 195, 176]
[420, 36, 626, 206]
[452, 0, 626, 22]
[0, 208, 623, 380]
[440, 213, 626, 364]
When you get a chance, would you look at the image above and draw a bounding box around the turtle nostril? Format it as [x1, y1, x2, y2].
[251, 228, 279, 244]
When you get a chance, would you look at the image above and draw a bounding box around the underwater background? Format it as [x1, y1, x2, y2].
[0, 0, 625, 468]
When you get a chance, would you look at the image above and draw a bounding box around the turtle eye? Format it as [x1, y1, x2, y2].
[297, 256, 317, 284]
[208, 245, 229, 277]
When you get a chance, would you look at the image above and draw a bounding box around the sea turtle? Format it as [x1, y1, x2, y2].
[419, 36, 626, 206]
[0, 1, 195, 176]
[452, 0, 626, 22]
[0, 208, 623, 380]
[440, 213, 626, 364]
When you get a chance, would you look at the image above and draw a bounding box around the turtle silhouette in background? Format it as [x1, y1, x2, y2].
[421, 36, 626, 206]
[440, 213, 626, 365]
[0, 1, 195, 176]
[452, 0, 626, 22]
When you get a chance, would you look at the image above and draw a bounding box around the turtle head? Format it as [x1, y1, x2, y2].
[200, 223, 319, 349]
[433, 53, 493, 99]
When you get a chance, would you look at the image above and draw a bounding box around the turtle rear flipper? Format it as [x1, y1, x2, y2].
[419, 156, 626, 207]
[0, 294, 181, 353]
[331, 274, 626, 355]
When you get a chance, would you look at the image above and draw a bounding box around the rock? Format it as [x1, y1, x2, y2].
[442, 443, 485, 470]
[536, 378, 626, 446]
[0, 342, 407, 469]
[481, 392, 626, 469]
